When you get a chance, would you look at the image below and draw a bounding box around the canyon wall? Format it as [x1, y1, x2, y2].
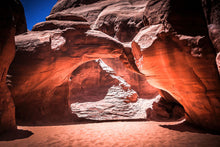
[0, 0, 26, 133]
[132, 0, 220, 130]
[0, 0, 219, 132]
[202, 0, 220, 73]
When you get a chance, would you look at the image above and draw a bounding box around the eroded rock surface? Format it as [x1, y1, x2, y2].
[10, 27, 130, 123]
[71, 59, 160, 120]
[4, 0, 220, 132]
[102, 58, 158, 99]
[47, 0, 147, 42]
[132, 0, 220, 130]
[8, 0, 160, 124]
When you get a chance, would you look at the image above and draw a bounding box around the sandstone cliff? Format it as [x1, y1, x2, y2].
[0, 0, 219, 132]
[132, 0, 220, 130]
[0, 0, 26, 133]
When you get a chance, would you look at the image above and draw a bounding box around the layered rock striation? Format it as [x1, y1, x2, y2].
[132, 0, 220, 130]
[0, 0, 219, 132]
[70, 59, 160, 120]
[8, 0, 159, 124]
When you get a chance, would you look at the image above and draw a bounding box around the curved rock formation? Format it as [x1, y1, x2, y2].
[102, 58, 158, 98]
[70, 59, 160, 120]
[9, 0, 157, 124]
[0, 0, 27, 133]
[10, 27, 129, 123]
[132, 0, 220, 131]
[3, 0, 219, 132]
[70, 59, 140, 104]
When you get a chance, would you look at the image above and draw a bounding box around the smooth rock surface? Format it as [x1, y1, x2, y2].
[132, 23, 220, 130]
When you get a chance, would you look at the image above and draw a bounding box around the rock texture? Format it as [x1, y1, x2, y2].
[132, 0, 220, 130]
[48, 0, 147, 42]
[9, 0, 159, 124]
[146, 97, 185, 121]
[0, 0, 27, 133]
[202, 0, 220, 73]
[102, 58, 158, 99]
[69, 59, 139, 104]
[10, 28, 127, 123]
[70, 59, 160, 120]
[3, 0, 220, 132]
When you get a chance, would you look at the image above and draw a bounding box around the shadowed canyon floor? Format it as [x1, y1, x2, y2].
[0, 120, 219, 147]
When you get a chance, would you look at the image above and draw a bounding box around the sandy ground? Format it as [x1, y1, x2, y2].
[0, 120, 219, 147]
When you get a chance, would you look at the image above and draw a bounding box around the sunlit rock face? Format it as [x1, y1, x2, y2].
[70, 59, 139, 104]
[0, 0, 26, 133]
[5, 0, 220, 132]
[70, 59, 160, 120]
[132, 0, 220, 130]
[70, 59, 158, 120]
[10, 27, 128, 123]
[9, 0, 158, 124]
[102, 58, 158, 99]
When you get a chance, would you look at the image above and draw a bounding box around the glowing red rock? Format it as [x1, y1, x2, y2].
[132, 0, 220, 131]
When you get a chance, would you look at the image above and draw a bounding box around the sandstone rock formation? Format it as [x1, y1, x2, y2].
[10, 28, 126, 123]
[132, 0, 220, 130]
[146, 97, 185, 121]
[0, 0, 26, 133]
[102, 58, 158, 99]
[9, 0, 158, 124]
[48, 0, 147, 42]
[202, 0, 220, 73]
[1, 0, 219, 133]
[69, 59, 139, 104]
[71, 59, 160, 120]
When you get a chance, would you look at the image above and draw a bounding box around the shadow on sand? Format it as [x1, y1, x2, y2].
[160, 121, 220, 135]
[0, 129, 33, 141]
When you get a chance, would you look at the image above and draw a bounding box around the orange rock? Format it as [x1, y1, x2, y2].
[9, 27, 135, 123]
[132, 24, 220, 131]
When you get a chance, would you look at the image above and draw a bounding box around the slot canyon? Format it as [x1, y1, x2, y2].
[0, 0, 220, 146]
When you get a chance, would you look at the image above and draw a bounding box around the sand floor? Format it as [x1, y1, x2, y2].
[0, 120, 219, 147]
